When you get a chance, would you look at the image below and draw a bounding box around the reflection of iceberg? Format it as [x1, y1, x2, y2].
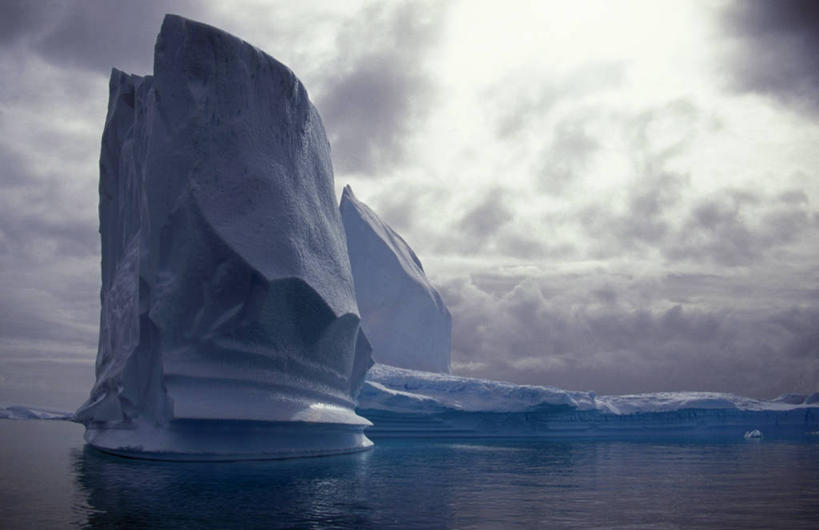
[74, 15, 372, 459]
[358, 365, 819, 439]
[340, 186, 451, 373]
[73, 444, 454, 528]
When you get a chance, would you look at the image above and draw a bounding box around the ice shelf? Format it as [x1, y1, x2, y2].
[357, 365, 819, 439]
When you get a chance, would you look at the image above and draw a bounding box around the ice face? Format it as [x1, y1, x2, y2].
[75, 15, 373, 459]
[340, 186, 452, 373]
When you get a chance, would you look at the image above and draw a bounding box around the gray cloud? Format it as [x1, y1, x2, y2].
[439, 272, 819, 398]
[37, 0, 202, 74]
[0, 142, 97, 259]
[370, 187, 420, 236]
[0, 0, 52, 45]
[580, 180, 816, 267]
[495, 232, 557, 260]
[579, 170, 688, 258]
[318, 1, 447, 176]
[0, 1, 213, 365]
[433, 188, 553, 259]
[0, 139, 100, 358]
[493, 61, 625, 139]
[447, 88, 819, 393]
[666, 188, 813, 266]
[627, 99, 700, 170]
[721, 0, 819, 114]
[537, 116, 600, 192]
[362, 180, 451, 239]
[458, 189, 514, 239]
[0, 140, 29, 186]
[776, 307, 819, 359]
[567, 99, 818, 267]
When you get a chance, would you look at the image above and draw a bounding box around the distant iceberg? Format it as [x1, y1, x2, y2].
[358, 365, 819, 439]
[0, 406, 73, 421]
[744, 429, 763, 440]
[341, 186, 451, 373]
[74, 15, 373, 460]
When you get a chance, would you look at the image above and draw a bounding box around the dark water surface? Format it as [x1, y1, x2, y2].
[1, 421, 818, 528]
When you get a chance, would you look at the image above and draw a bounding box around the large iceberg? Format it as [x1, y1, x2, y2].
[75, 15, 373, 460]
[358, 365, 819, 439]
[340, 186, 451, 373]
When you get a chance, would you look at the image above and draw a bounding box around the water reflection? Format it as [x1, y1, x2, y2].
[70, 439, 601, 528]
[72, 442, 455, 529]
[70, 437, 819, 529]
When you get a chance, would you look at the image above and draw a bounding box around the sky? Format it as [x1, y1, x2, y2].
[0, 0, 817, 403]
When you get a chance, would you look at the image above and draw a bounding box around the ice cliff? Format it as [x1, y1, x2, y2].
[340, 186, 451, 373]
[75, 15, 373, 459]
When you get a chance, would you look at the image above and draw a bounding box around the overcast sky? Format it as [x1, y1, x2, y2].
[1, 0, 817, 401]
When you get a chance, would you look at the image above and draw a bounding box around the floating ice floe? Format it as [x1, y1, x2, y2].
[744, 429, 763, 440]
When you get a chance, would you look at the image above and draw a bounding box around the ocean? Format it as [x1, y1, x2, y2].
[1, 420, 818, 528]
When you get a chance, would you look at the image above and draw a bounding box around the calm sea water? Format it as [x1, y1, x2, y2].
[1, 420, 818, 529]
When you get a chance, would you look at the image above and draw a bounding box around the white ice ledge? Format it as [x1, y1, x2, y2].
[83, 419, 373, 461]
[360, 364, 819, 415]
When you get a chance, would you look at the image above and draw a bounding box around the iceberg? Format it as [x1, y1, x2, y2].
[340, 186, 452, 373]
[358, 365, 819, 439]
[0, 406, 73, 421]
[74, 15, 373, 460]
[744, 429, 763, 440]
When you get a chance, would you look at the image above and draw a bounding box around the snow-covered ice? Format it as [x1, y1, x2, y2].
[0, 406, 73, 421]
[358, 364, 819, 439]
[359, 364, 595, 413]
[340, 186, 451, 373]
[74, 15, 373, 459]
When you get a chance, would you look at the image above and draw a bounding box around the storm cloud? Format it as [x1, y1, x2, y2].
[721, 0, 819, 115]
[0, 0, 208, 365]
[1, 0, 204, 74]
[317, 1, 447, 176]
[440, 272, 819, 398]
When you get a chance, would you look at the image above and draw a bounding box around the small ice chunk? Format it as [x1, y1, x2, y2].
[744, 429, 763, 439]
